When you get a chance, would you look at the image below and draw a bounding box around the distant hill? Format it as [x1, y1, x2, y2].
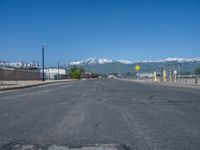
[66, 57, 200, 75]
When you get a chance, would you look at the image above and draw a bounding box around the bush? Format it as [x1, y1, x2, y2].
[70, 66, 85, 79]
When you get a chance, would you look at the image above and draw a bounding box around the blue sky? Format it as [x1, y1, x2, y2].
[0, 0, 200, 66]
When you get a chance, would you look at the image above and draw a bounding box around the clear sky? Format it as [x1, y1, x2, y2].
[0, 0, 200, 66]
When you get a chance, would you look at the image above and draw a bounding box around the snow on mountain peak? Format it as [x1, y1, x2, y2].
[69, 58, 134, 65]
[69, 57, 200, 66]
[140, 57, 200, 63]
[156, 57, 200, 63]
[98, 58, 113, 64]
[118, 60, 133, 64]
[69, 57, 113, 65]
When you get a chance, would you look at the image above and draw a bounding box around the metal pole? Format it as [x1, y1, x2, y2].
[195, 74, 198, 84]
[119, 63, 121, 76]
[0, 68, 3, 85]
[42, 45, 45, 81]
[179, 63, 181, 83]
[58, 61, 59, 80]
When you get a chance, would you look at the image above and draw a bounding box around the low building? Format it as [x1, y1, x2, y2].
[41, 68, 66, 80]
[107, 74, 117, 79]
[84, 72, 92, 79]
[137, 73, 154, 78]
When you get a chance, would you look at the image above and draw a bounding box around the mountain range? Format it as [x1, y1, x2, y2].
[67, 57, 200, 75]
[1, 57, 200, 75]
[69, 58, 133, 65]
[69, 57, 200, 65]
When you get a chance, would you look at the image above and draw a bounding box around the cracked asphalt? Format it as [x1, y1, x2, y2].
[0, 79, 200, 150]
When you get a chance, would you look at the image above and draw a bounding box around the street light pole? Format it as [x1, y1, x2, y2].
[179, 63, 181, 83]
[58, 61, 59, 80]
[42, 44, 47, 81]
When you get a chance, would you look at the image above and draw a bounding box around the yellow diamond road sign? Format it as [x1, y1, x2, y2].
[135, 65, 141, 71]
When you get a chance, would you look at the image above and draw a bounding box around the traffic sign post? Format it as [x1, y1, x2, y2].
[154, 71, 157, 81]
[135, 65, 141, 71]
[174, 70, 177, 83]
[135, 65, 141, 79]
[163, 70, 166, 82]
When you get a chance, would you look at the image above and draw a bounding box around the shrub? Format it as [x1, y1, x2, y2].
[70, 65, 84, 79]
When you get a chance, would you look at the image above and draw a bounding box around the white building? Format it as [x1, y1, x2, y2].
[137, 73, 154, 78]
[41, 68, 66, 80]
[107, 74, 117, 79]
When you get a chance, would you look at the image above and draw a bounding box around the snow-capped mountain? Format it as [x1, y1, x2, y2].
[142, 57, 200, 63]
[160, 57, 200, 62]
[118, 60, 133, 64]
[69, 57, 200, 66]
[70, 58, 111, 65]
[67, 57, 200, 75]
[69, 57, 132, 65]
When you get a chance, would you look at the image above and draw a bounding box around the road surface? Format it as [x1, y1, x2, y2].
[0, 79, 200, 150]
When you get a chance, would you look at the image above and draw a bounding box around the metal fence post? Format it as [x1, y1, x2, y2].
[0, 69, 3, 85]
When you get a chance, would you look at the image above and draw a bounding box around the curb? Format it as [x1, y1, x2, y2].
[0, 80, 75, 91]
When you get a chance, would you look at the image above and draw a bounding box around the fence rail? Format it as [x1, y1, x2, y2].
[122, 75, 200, 85]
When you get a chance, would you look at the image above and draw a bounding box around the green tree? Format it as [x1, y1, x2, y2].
[70, 65, 85, 79]
[194, 67, 200, 75]
[79, 66, 85, 74]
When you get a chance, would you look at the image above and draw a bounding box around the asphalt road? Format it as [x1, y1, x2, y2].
[0, 79, 200, 150]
